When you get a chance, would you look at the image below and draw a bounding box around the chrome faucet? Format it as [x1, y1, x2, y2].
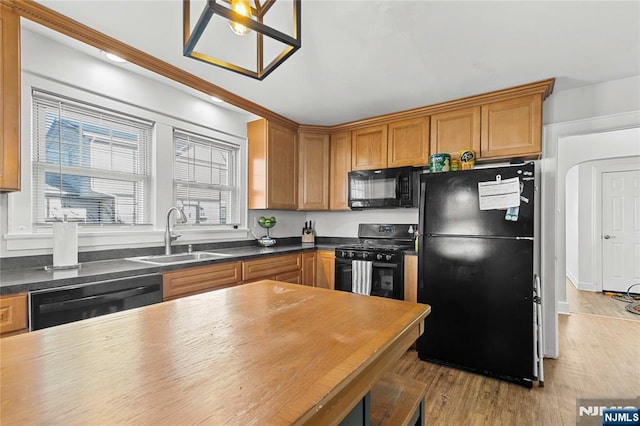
[164, 206, 188, 255]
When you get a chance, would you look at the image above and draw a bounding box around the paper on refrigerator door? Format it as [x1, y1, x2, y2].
[478, 176, 521, 210]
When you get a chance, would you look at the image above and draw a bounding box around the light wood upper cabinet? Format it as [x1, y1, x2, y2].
[0, 7, 21, 192]
[480, 94, 542, 159]
[248, 119, 298, 210]
[430, 106, 481, 159]
[316, 250, 335, 290]
[298, 132, 329, 210]
[351, 119, 430, 171]
[329, 131, 351, 210]
[387, 117, 430, 167]
[352, 125, 388, 170]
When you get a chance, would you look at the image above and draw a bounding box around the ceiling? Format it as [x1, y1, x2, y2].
[23, 1, 640, 126]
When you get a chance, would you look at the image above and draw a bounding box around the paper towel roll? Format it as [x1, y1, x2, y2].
[53, 222, 78, 267]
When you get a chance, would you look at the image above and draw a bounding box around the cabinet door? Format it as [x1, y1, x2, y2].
[0, 294, 28, 336]
[430, 106, 481, 159]
[351, 125, 388, 171]
[268, 123, 298, 209]
[480, 94, 542, 159]
[316, 250, 335, 290]
[329, 131, 351, 210]
[163, 262, 242, 300]
[0, 7, 21, 192]
[247, 119, 268, 209]
[403, 255, 418, 303]
[301, 251, 317, 286]
[298, 133, 329, 210]
[275, 269, 302, 284]
[387, 117, 430, 167]
[242, 253, 302, 281]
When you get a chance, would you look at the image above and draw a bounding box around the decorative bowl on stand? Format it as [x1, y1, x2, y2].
[256, 237, 277, 247]
[257, 216, 277, 247]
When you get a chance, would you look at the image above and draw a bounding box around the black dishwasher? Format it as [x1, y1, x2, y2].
[29, 274, 163, 331]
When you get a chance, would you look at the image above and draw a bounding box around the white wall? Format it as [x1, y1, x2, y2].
[543, 76, 640, 125]
[0, 29, 253, 257]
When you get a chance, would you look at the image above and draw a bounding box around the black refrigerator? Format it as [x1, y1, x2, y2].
[416, 162, 542, 387]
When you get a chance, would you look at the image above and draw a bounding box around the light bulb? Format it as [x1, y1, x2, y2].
[104, 52, 127, 63]
[229, 0, 252, 36]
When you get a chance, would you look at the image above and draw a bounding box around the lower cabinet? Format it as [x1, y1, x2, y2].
[0, 293, 28, 336]
[242, 253, 302, 283]
[275, 270, 302, 284]
[403, 254, 418, 303]
[163, 252, 319, 301]
[316, 250, 335, 290]
[162, 262, 242, 300]
[301, 251, 316, 286]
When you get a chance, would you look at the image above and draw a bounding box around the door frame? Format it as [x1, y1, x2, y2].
[542, 114, 640, 358]
[594, 161, 640, 292]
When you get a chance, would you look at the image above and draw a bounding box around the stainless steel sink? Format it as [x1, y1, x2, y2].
[128, 251, 232, 265]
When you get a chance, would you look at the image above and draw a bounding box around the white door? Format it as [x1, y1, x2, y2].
[602, 170, 640, 293]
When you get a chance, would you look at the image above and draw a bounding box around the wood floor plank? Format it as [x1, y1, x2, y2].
[566, 278, 639, 321]
[393, 305, 640, 425]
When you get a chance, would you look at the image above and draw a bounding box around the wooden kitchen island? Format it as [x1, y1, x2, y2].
[0, 280, 430, 425]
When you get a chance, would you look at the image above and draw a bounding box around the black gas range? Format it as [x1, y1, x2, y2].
[334, 224, 417, 300]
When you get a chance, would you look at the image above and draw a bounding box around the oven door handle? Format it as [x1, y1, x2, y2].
[372, 262, 398, 269]
[36, 285, 159, 315]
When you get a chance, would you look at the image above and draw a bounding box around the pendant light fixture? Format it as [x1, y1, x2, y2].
[183, 0, 301, 80]
[228, 0, 251, 36]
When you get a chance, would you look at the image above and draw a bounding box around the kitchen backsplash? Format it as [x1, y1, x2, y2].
[248, 209, 419, 238]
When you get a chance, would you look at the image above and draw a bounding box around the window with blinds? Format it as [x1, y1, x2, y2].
[32, 91, 153, 226]
[173, 130, 240, 226]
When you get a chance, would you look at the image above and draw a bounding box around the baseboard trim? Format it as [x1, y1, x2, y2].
[558, 301, 570, 315]
[566, 271, 579, 288]
[577, 281, 598, 292]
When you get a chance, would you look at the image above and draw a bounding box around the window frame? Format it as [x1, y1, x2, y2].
[172, 128, 242, 228]
[31, 90, 154, 227]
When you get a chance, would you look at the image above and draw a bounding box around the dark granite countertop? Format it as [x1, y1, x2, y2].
[1, 243, 340, 295]
[0, 237, 424, 295]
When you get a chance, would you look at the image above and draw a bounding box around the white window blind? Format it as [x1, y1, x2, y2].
[173, 129, 240, 226]
[32, 91, 153, 226]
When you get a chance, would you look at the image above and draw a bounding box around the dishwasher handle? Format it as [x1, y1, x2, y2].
[37, 285, 159, 315]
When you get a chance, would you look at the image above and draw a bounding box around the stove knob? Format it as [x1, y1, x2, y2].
[348, 251, 355, 259]
[340, 251, 347, 258]
[385, 254, 393, 261]
[376, 253, 383, 260]
[362, 252, 369, 260]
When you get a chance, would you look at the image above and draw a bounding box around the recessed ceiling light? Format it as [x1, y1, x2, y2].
[105, 52, 127, 63]
[210, 96, 224, 103]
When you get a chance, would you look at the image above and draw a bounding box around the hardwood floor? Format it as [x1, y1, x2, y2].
[393, 300, 640, 424]
[566, 278, 639, 321]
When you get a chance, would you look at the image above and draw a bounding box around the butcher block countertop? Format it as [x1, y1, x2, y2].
[0, 280, 430, 425]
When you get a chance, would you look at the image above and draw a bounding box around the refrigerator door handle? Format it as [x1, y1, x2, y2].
[417, 178, 427, 291]
[533, 274, 544, 387]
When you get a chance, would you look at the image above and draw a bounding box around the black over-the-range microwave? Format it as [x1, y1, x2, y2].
[348, 166, 421, 209]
